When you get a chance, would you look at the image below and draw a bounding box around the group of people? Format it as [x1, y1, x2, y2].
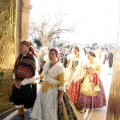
[65, 46, 106, 112]
[10, 40, 107, 120]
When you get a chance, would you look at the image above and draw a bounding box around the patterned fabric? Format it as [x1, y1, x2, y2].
[77, 80, 106, 109]
[93, 73, 99, 85]
[80, 75, 98, 96]
[77, 60, 106, 109]
[65, 57, 85, 105]
[10, 53, 36, 108]
[65, 58, 84, 85]
[31, 62, 78, 120]
[14, 53, 36, 80]
[31, 89, 78, 120]
[31, 87, 58, 120]
[67, 80, 81, 104]
[65, 58, 85, 85]
[58, 93, 78, 120]
[71, 61, 79, 71]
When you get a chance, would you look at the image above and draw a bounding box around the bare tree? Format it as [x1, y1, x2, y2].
[29, 14, 75, 46]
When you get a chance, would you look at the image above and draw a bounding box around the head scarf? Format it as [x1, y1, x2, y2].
[49, 48, 60, 61]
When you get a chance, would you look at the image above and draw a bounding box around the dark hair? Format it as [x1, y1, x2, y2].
[29, 47, 37, 58]
[88, 51, 96, 57]
[21, 40, 37, 57]
[73, 46, 79, 52]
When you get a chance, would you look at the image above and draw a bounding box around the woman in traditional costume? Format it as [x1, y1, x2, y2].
[31, 48, 78, 120]
[10, 40, 37, 120]
[65, 46, 85, 104]
[77, 51, 106, 112]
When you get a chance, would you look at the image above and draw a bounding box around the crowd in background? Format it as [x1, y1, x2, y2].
[34, 44, 109, 115]
[36, 44, 114, 71]
[11, 40, 114, 120]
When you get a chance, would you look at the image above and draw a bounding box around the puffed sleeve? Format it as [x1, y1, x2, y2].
[58, 72, 64, 91]
[96, 62, 101, 75]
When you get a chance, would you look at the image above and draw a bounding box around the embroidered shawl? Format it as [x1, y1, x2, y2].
[13, 53, 36, 80]
[65, 57, 85, 85]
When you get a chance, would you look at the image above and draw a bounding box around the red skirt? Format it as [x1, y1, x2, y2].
[67, 80, 80, 104]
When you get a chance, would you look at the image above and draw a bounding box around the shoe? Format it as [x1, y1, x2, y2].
[30, 117, 34, 120]
[80, 108, 86, 113]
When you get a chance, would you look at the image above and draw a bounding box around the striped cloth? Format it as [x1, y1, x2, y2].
[14, 53, 36, 81]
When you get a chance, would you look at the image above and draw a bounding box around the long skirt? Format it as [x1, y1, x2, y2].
[31, 86, 78, 120]
[58, 92, 78, 120]
[9, 84, 37, 109]
[77, 80, 106, 109]
[67, 80, 81, 104]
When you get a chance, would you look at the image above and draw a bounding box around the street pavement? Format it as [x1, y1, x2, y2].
[0, 62, 112, 120]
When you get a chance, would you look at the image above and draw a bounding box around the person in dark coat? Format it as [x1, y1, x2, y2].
[108, 48, 114, 68]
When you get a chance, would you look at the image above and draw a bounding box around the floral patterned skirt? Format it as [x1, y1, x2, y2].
[77, 80, 106, 109]
[58, 93, 78, 120]
[66, 80, 81, 104]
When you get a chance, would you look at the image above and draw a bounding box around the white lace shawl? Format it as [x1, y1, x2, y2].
[43, 62, 65, 91]
[65, 56, 86, 85]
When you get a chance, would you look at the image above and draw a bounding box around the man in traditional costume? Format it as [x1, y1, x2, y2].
[10, 41, 37, 120]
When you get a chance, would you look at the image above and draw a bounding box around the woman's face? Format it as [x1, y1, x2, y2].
[73, 48, 79, 56]
[49, 51, 58, 62]
[87, 53, 93, 60]
[20, 44, 29, 54]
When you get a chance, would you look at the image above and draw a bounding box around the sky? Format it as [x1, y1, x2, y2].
[30, 0, 119, 45]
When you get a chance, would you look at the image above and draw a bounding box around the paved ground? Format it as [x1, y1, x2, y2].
[0, 109, 31, 120]
[0, 62, 112, 120]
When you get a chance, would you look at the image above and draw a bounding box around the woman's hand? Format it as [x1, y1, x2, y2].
[35, 75, 40, 80]
[65, 84, 70, 90]
[14, 80, 21, 89]
[58, 96, 63, 104]
[18, 82, 22, 88]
